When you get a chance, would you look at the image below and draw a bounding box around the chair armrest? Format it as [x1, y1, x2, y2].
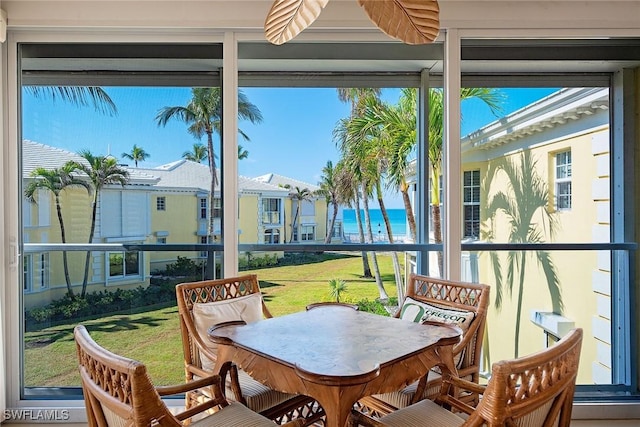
[156, 374, 222, 396]
[444, 374, 486, 395]
[156, 375, 230, 422]
[348, 408, 386, 427]
[435, 374, 486, 415]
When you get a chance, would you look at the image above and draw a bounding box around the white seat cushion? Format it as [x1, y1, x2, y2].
[379, 399, 465, 427]
[192, 401, 280, 427]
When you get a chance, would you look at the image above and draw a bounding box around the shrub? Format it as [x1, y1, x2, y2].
[356, 297, 399, 316]
[164, 256, 204, 277]
[25, 280, 178, 330]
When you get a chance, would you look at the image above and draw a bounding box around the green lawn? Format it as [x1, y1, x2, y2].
[25, 252, 400, 387]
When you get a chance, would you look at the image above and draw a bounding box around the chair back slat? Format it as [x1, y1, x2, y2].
[402, 274, 490, 379]
[175, 274, 270, 377]
[74, 325, 178, 427]
[474, 328, 583, 427]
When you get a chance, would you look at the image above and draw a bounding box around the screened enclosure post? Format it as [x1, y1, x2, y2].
[443, 29, 462, 281]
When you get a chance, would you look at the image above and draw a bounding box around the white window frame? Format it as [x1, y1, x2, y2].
[156, 196, 166, 211]
[4, 27, 640, 424]
[199, 197, 207, 220]
[300, 225, 315, 241]
[107, 251, 140, 280]
[262, 198, 281, 225]
[555, 150, 572, 211]
[463, 170, 480, 239]
[263, 228, 280, 244]
[36, 253, 49, 289]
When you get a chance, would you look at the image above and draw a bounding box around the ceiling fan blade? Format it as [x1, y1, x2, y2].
[264, 0, 330, 45]
[357, 0, 440, 44]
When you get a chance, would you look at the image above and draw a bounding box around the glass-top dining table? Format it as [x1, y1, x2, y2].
[208, 303, 462, 427]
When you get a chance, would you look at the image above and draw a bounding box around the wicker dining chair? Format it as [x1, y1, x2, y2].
[358, 274, 490, 416]
[74, 324, 305, 427]
[349, 327, 583, 427]
[176, 274, 324, 425]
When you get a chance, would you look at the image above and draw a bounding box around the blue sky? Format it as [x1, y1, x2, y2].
[22, 86, 557, 208]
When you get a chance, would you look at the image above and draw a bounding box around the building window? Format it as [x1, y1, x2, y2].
[301, 225, 315, 241]
[264, 228, 280, 244]
[157, 237, 167, 244]
[332, 221, 342, 238]
[199, 197, 207, 219]
[555, 150, 572, 210]
[200, 235, 208, 258]
[463, 170, 480, 239]
[262, 198, 281, 224]
[109, 251, 140, 278]
[156, 196, 166, 211]
[37, 253, 49, 289]
[212, 197, 221, 219]
[23, 255, 32, 293]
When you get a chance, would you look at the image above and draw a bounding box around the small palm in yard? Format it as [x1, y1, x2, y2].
[328, 278, 348, 303]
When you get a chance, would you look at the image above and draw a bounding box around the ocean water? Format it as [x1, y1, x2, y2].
[342, 208, 407, 239]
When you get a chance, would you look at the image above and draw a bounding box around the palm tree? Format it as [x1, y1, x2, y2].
[431, 88, 503, 273]
[337, 130, 389, 300]
[24, 164, 90, 297]
[183, 143, 248, 163]
[328, 278, 348, 303]
[348, 89, 419, 242]
[67, 151, 129, 298]
[24, 86, 117, 116]
[156, 88, 262, 277]
[121, 144, 150, 167]
[317, 160, 343, 244]
[342, 96, 408, 300]
[336, 88, 381, 280]
[484, 151, 562, 358]
[182, 143, 208, 163]
[285, 185, 313, 242]
[335, 161, 372, 278]
[238, 145, 249, 160]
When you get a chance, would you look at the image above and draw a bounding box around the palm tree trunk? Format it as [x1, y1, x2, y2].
[354, 195, 372, 278]
[377, 184, 404, 301]
[362, 187, 387, 300]
[205, 131, 216, 279]
[289, 205, 300, 243]
[55, 196, 74, 298]
[401, 188, 417, 243]
[325, 202, 338, 244]
[515, 253, 527, 358]
[432, 203, 443, 277]
[81, 192, 99, 298]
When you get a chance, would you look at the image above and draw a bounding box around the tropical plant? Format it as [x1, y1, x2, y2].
[336, 88, 381, 282]
[340, 95, 411, 300]
[238, 144, 249, 160]
[66, 151, 129, 297]
[336, 121, 389, 300]
[121, 144, 150, 167]
[345, 87, 504, 276]
[317, 160, 344, 243]
[328, 278, 348, 303]
[24, 164, 90, 297]
[182, 143, 208, 163]
[156, 88, 262, 277]
[284, 185, 313, 242]
[24, 86, 117, 116]
[429, 88, 503, 273]
[484, 150, 563, 358]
